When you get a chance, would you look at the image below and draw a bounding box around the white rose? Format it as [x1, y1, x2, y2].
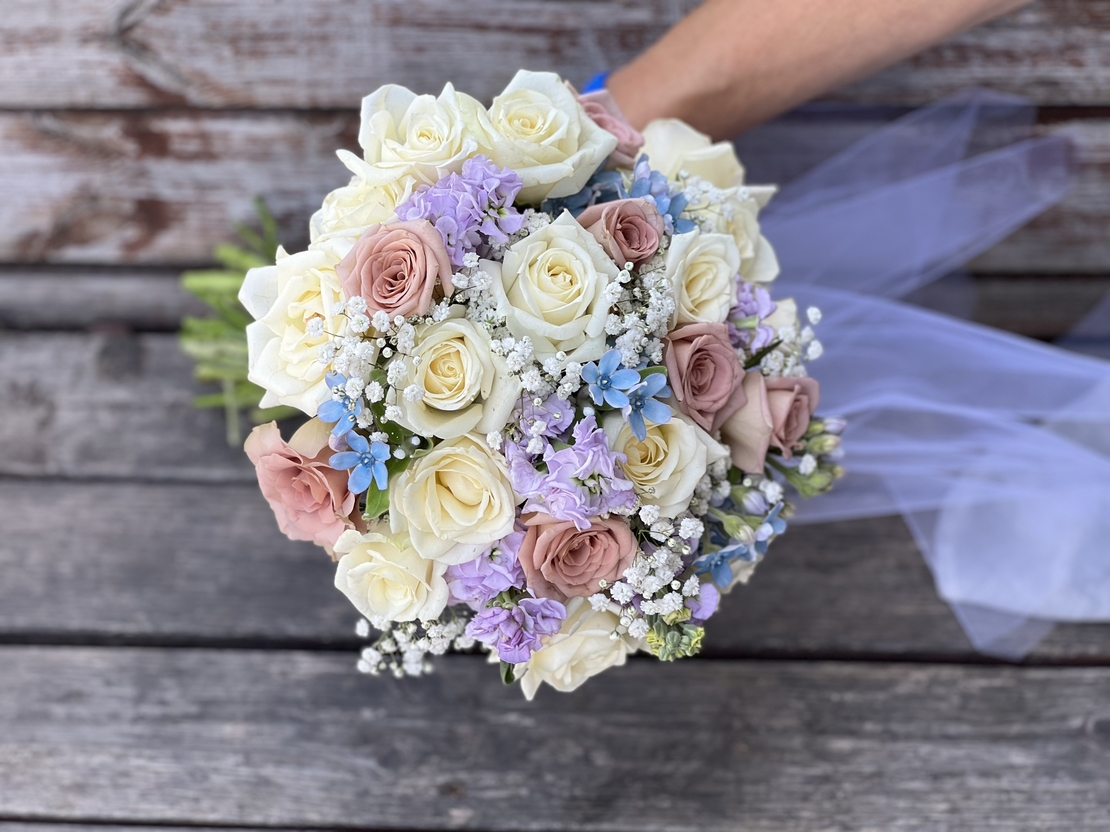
[641, 118, 746, 190]
[642, 119, 780, 284]
[358, 82, 484, 186]
[486, 211, 618, 363]
[763, 297, 798, 336]
[309, 151, 419, 248]
[394, 306, 521, 439]
[475, 70, 617, 205]
[603, 410, 729, 519]
[663, 229, 741, 326]
[241, 242, 348, 417]
[333, 527, 449, 623]
[698, 192, 780, 285]
[516, 597, 639, 700]
[390, 434, 518, 564]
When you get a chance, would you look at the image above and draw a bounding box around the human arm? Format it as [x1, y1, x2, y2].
[606, 0, 1033, 138]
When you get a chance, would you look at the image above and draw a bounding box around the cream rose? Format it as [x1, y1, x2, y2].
[475, 70, 617, 205]
[516, 597, 639, 700]
[394, 307, 521, 439]
[241, 242, 347, 416]
[603, 410, 729, 519]
[642, 119, 780, 284]
[309, 152, 419, 248]
[390, 434, 518, 564]
[663, 229, 742, 326]
[333, 527, 449, 623]
[358, 82, 484, 186]
[486, 211, 618, 363]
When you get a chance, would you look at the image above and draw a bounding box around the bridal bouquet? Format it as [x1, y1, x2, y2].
[240, 70, 841, 698]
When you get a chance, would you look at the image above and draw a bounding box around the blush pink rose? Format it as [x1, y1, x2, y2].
[663, 322, 748, 434]
[720, 372, 774, 473]
[337, 220, 453, 319]
[577, 89, 644, 169]
[576, 198, 664, 267]
[765, 377, 821, 459]
[244, 419, 364, 555]
[518, 512, 638, 602]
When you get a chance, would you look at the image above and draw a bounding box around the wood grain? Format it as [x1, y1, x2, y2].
[3, 109, 1107, 271]
[0, 332, 253, 481]
[3, 478, 1108, 661]
[2, 647, 1109, 830]
[3, 1, 1110, 109]
[0, 268, 204, 331]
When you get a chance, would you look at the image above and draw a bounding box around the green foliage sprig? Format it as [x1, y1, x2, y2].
[178, 199, 299, 446]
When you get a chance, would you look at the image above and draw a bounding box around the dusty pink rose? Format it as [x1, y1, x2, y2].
[518, 512, 638, 602]
[576, 198, 664, 267]
[720, 372, 774, 473]
[577, 89, 644, 169]
[244, 419, 363, 556]
[337, 220, 453, 319]
[663, 322, 748, 434]
[766, 377, 820, 459]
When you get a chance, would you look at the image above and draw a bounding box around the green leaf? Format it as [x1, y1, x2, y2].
[362, 484, 390, 521]
[744, 339, 782, 371]
[500, 660, 516, 685]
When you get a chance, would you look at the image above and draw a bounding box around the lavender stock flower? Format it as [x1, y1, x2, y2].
[396, 155, 524, 267]
[510, 415, 637, 528]
[466, 597, 566, 664]
[445, 527, 527, 608]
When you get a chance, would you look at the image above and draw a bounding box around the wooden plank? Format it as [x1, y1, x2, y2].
[0, 268, 203, 331]
[2, 110, 1107, 272]
[1, 647, 1109, 830]
[0, 827, 288, 832]
[3, 1, 1110, 109]
[0, 0, 695, 110]
[833, 0, 1110, 106]
[3, 478, 1108, 661]
[0, 332, 253, 482]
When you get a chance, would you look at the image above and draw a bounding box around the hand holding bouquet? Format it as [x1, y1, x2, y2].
[241, 71, 841, 698]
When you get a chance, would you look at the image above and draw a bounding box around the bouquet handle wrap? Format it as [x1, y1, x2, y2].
[752, 90, 1110, 657]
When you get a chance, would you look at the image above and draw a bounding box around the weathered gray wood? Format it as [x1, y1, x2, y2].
[0, 827, 287, 832]
[2, 1, 1109, 109]
[3, 110, 1106, 271]
[833, 0, 1110, 106]
[3, 478, 1108, 661]
[0, 0, 695, 109]
[2, 647, 1109, 830]
[0, 268, 204, 331]
[0, 332, 253, 481]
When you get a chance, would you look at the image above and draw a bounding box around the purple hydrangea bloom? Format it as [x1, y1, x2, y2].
[466, 597, 567, 664]
[513, 415, 637, 529]
[686, 583, 720, 624]
[445, 527, 527, 609]
[730, 281, 777, 350]
[518, 394, 576, 440]
[396, 155, 524, 267]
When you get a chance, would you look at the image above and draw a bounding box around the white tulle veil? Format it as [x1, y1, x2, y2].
[746, 90, 1110, 657]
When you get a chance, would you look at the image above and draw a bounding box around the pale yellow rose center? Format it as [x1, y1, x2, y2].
[419, 338, 478, 411]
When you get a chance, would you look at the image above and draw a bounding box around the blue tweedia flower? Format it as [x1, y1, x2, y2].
[317, 372, 364, 437]
[753, 503, 787, 556]
[623, 372, 672, 440]
[630, 155, 697, 235]
[694, 540, 757, 588]
[541, 169, 627, 217]
[329, 432, 390, 494]
[581, 349, 641, 408]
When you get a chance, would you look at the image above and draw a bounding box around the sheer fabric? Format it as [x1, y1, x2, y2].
[747, 90, 1110, 657]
